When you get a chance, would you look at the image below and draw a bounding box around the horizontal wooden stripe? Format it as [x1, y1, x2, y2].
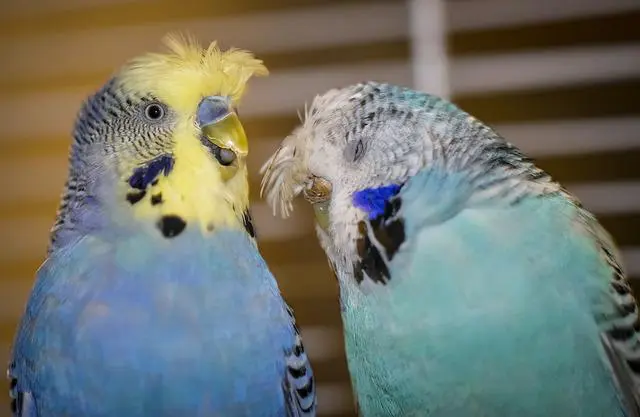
[450, 10, 640, 55]
[455, 78, 640, 124]
[0, 61, 410, 139]
[4, 0, 636, 41]
[568, 182, 640, 215]
[0, 321, 19, 344]
[450, 44, 640, 95]
[625, 279, 640, 299]
[1, 39, 410, 97]
[300, 325, 346, 362]
[0, 0, 393, 37]
[0, 276, 32, 323]
[319, 410, 357, 417]
[3, 0, 137, 19]
[0, 2, 407, 88]
[261, 234, 328, 265]
[311, 357, 351, 386]
[536, 149, 640, 183]
[600, 215, 640, 247]
[316, 383, 356, 416]
[625, 248, 640, 277]
[447, 0, 640, 32]
[495, 117, 640, 157]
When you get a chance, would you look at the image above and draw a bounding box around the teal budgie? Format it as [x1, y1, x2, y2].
[8, 35, 316, 417]
[260, 81, 640, 416]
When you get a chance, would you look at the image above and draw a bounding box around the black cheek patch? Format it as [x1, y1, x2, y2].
[157, 215, 186, 238]
[242, 210, 256, 238]
[353, 195, 406, 286]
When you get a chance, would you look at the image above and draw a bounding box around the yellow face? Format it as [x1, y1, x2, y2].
[110, 34, 268, 238]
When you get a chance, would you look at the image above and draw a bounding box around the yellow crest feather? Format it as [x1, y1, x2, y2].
[117, 32, 268, 112]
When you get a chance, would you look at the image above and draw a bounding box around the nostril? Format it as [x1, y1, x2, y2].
[197, 96, 230, 127]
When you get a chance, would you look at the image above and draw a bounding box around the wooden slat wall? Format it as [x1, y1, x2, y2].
[1, 1, 638, 416]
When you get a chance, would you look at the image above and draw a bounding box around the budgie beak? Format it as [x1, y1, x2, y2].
[198, 96, 248, 158]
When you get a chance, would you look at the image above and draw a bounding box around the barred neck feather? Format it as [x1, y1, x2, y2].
[426, 112, 562, 206]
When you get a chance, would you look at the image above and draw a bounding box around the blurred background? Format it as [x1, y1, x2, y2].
[0, 0, 638, 415]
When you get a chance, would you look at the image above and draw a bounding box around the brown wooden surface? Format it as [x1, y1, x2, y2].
[0, 1, 638, 416]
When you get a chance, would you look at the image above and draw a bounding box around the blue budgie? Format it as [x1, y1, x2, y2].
[8, 35, 316, 417]
[261, 81, 639, 416]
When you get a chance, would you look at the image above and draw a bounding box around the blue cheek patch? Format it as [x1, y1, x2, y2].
[128, 154, 175, 190]
[352, 184, 402, 219]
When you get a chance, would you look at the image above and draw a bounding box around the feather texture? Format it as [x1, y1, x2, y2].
[10, 228, 315, 417]
[342, 167, 637, 416]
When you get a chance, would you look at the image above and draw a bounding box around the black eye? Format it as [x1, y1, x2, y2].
[144, 103, 165, 121]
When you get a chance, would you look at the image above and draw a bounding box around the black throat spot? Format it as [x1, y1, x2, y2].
[157, 215, 187, 238]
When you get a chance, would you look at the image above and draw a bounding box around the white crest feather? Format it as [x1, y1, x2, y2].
[259, 129, 307, 218]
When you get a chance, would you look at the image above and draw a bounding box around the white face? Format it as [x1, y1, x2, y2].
[261, 83, 428, 276]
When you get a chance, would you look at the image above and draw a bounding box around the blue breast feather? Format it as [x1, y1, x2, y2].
[11, 228, 296, 417]
[342, 168, 629, 416]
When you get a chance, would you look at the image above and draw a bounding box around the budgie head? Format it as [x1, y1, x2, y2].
[261, 81, 556, 276]
[51, 34, 268, 250]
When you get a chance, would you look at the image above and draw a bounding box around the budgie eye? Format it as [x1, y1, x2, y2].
[144, 103, 165, 121]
